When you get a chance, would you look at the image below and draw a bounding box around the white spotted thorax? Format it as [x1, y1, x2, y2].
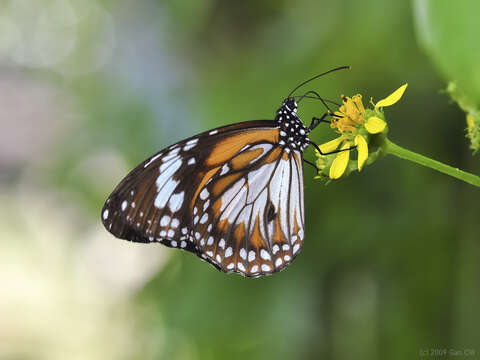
[275, 98, 309, 153]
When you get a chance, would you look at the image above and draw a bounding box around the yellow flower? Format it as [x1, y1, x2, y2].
[315, 84, 408, 179]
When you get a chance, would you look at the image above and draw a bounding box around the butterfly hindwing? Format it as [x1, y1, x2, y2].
[191, 143, 305, 277]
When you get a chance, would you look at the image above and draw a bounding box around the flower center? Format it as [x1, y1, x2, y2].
[331, 95, 366, 135]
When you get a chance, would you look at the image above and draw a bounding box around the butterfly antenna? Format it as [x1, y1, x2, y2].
[295, 94, 341, 107]
[287, 65, 350, 98]
[295, 90, 340, 113]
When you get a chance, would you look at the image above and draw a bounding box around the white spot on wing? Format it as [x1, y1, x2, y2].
[293, 243, 300, 254]
[183, 138, 199, 151]
[157, 158, 182, 185]
[155, 179, 179, 208]
[200, 188, 209, 200]
[272, 244, 279, 254]
[203, 200, 210, 211]
[219, 239, 225, 249]
[160, 215, 170, 226]
[102, 209, 109, 220]
[260, 249, 271, 260]
[144, 153, 162, 168]
[200, 214, 208, 224]
[169, 191, 184, 212]
[240, 248, 247, 260]
[220, 165, 229, 176]
[160, 157, 181, 172]
[121, 201, 127, 211]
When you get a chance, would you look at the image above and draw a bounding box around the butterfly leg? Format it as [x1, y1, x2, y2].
[308, 112, 340, 131]
[308, 140, 356, 156]
[303, 158, 319, 171]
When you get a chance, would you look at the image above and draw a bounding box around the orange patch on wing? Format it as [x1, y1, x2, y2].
[263, 147, 282, 164]
[205, 129, 278, 167]
[293, 209, 300, 234]
[231, 148, 264, 169]
[212, 172, 243, 197]
[211, 198, 223, 218]
[190, 166, 220, 211]
[272, 216, 286, 244]
[250, 216, 266, 249]
[216, 218, 230, 234]
[233, 222, 246, 246]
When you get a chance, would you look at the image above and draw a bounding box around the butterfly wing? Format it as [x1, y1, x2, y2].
[101, 121, 282, 258]
[191, 144, 305, 277]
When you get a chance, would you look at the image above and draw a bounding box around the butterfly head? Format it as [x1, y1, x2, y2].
[283, 97, 298, 113]
[275, 97, 298, 120]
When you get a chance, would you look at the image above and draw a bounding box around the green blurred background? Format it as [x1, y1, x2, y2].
[1, 1, 479, 359]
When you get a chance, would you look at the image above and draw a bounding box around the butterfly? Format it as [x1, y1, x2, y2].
[101, 67, 350, 277]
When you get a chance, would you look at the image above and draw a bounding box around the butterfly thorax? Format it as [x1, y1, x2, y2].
[275, 99, 309, 153]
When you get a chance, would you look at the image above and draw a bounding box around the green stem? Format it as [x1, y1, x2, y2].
[383, 138, 480, 187]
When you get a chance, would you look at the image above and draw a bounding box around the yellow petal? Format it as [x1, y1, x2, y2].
[375, 83, 408, 108]
[329, 143, 350, 179]
[317, 136, 343, 155]
[355, 135, 368, 171]
[365, 116, 386, 134]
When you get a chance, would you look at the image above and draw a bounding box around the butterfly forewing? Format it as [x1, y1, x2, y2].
[101, 121, 282, 256]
